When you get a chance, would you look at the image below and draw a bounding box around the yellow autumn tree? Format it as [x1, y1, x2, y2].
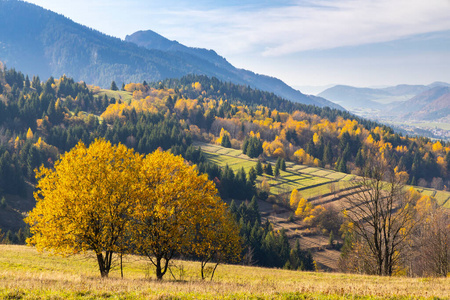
[25, 139, 142, 277]
[295, 197, 313, 218]
[290, 189, 301, 208]
[133, 150, 237, 280]
[193, 208, 241, 280]
[26, 128, 34, 140]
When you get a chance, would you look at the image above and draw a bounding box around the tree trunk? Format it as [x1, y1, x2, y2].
[120, 252, 123, 279]
[96, 253, 109, 278]
[155, 256, 169, 280]
[210, 262, 219, 281]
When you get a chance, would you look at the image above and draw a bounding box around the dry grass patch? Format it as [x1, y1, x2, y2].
[0, 245, 448, 299]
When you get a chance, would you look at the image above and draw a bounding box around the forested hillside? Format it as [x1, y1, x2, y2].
[0, 0, 340, 109]
[0, 67, 449, 274]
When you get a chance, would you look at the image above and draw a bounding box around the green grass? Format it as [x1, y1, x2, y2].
[96, 89, 133, 104]
[0, 245, 448, 299]
[199, 143, 354, 200]
[198, 143, 450, 208]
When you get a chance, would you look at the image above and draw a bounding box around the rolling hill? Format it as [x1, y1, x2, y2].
[389, 86, 450, 121]
[319, 83, 450, 130]
[318, 84, 430, 110]
[0, 0, 341, 109]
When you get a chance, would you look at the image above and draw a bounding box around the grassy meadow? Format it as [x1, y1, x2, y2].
[96, 89, 133, 104]
[0, 245, 449, 299]
[198, 142, 450, 208]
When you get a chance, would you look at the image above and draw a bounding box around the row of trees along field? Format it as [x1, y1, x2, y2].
[0, 66, 449, 276]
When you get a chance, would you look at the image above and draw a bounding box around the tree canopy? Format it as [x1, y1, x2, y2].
[26, 140, 240, 279]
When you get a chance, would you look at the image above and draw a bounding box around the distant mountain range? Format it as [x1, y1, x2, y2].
[319, 83, 450, 122]
[0, 0, 341, 109]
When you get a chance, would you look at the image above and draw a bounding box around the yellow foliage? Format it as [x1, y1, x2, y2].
[260, 179, 270, 193]
[216, 128, 231, 145]
[290, 189, 300, 208]
[432, 141, 443, 152]
[366, 134, 375, 145]
[295, 197, 313, 217]
[133, 150, 240, 278]
[313, 132, 320, 145]
[25, 140, 239, 279]
[26, 139, 142, 260]
[263, 136, 285, 158]
[26, 128, 34, 140]
[293, 148, 315, 165]
[192, 82, 202, 91]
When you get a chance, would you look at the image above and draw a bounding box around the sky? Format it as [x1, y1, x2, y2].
[24, 0, 450, 92]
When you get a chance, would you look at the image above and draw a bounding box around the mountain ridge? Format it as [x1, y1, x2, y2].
[0, 0, 342, 110]
[319, 82, 450, 124]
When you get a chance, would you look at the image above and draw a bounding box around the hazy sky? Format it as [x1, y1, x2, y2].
[25, 0, 450, 90]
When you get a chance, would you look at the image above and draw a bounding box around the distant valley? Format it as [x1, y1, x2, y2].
[319, 83, 450, 140]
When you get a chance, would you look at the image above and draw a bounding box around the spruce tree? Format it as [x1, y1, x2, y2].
[323, 143, 332, 166]
[355, 149, 364, 168]
[281, 158, 286, 171]
[274, 164, 280, 177]
[265, 163, 273, 176]
[256, 160, 263, 175]
[221, 134, 231, 148]
[110, 81, 118, 91]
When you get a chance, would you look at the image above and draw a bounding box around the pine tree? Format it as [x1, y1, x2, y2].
[248, 167, 257, 184]
[355, 148, 364, 168]
[25, 75, 30, 89]
[281, 158, 286, 171]
[337, 157, 347, 173]
[274, 163, 280, 177]
[265, 163, 273, 176]
[323, 143, 332, 166]
[221, 134, 231, 148]
[110, 81, 118, 91]
[256, 160, 263, 175]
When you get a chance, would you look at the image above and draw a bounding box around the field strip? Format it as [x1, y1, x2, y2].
[195, 142, 450, 208]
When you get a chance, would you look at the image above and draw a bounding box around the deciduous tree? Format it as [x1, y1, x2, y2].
[341, 152, 416, 276]
[26, 139, 142, 277]
[133, 150, 234, 280]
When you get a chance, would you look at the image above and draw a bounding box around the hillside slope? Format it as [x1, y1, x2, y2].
[319, 83, 450, 130]
[125, 30, 340, 108]
[0, 0, 341, 109]
[318, 84, 430, 109]
[389, 86, 450, 121]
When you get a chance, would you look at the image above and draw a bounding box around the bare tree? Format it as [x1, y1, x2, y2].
[342, 153, 416, 276]
[409, 206, 450, 277]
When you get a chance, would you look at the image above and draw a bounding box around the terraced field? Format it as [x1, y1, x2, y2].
[197, 142, 450, 270]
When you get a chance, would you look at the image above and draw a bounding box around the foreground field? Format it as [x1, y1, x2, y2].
[0, 245, 448, 299]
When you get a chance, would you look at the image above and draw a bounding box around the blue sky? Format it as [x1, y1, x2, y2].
[25, 0, 450, 91]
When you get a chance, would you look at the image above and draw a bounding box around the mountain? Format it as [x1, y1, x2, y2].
[0, 1, 342, 110]
[318, 84, 432, 110]
[319, 82, 450, 120]
[125, 30, 342, 109]
[317, 85, 386, 109]
[390, 86, 450, 121]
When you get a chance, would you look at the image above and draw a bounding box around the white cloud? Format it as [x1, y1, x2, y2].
[151, 0, 450, 57]
[25, 0, 450, 57]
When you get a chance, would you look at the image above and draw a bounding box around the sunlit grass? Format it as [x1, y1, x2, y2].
[0, 245, 448, 299]
[97, 89, 133, 103]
